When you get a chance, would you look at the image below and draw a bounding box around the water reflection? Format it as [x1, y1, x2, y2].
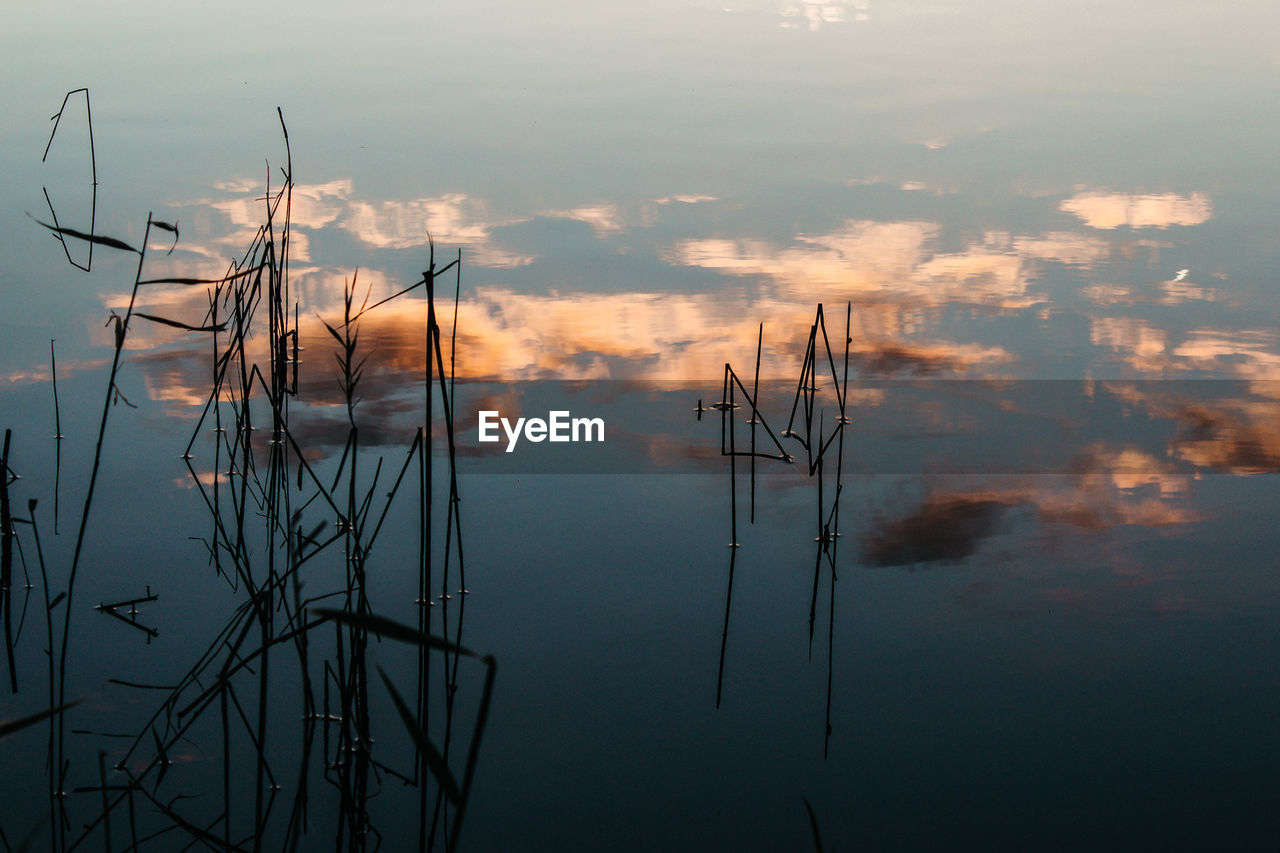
[726, 0, 870, 31]
[38, 160, 1272, 422]
[700, 310, 1249, 763]
[5, 16, 1280, 839]
[77, 160, 1280, 478]
[710, 308, 850, 759]
[1060, 191, 1213, 230]
[2, 148, 491, 850]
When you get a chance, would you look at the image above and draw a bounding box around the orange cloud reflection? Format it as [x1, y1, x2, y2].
[1060, 191, 1212, 230]
[863, 445, 1199, 568]
[671, 221, 1108, 311]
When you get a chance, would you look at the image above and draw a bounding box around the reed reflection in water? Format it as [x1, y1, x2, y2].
[5, 76, 1280, 848]
[2, 112, 492, 852]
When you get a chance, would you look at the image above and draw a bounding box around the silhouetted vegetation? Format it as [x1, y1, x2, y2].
[2, 105, 490, 852]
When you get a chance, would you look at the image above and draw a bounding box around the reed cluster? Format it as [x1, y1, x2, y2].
[2, 101, 491, 852]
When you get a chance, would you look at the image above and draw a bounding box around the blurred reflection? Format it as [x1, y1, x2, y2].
[726, 0, 870, 30]
[1060, 191, 1212, 230]
[1091, 322, 1280, 379]
[53, 175, 1280, 492]
[1101, 382, 1280, 475]
[542, 204, 625, 235]
[671, 220, 1114, 311]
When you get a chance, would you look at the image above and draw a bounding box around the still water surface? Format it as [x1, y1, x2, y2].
[3, 1, 1280, 849]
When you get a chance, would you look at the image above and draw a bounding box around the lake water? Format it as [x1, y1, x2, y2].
[3, 1, 1280, 849]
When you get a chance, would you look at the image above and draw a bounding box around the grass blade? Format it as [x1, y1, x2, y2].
[311, 608, 481, 659]
[31, 217, 138, 253]
[134, 312, 228, 333]
[802, 797, 824, 853]
[0, 701, 79, 739]
[377, 667, 461, 803]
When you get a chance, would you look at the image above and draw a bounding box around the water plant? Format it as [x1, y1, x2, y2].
[2, 103, 491, 852]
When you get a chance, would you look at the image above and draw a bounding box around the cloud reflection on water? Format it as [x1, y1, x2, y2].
[671, 220, 1112, 312]
[1060, 191, 1213, 230]
[57, 173, 1280, 519]
[863, 442, 1199, 568]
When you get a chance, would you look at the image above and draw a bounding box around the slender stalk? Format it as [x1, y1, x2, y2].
[51, 340, 62, 535]
[58, 218, 153, 816]
[1, 429, 15, 693]
[26, 500, 56, 853]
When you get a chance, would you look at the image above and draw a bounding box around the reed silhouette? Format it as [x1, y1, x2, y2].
[711, 304, 849, 759]
[2, 430, 16, 693]
[41, 88, 97, 272]
[3, 104, 492, 852]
